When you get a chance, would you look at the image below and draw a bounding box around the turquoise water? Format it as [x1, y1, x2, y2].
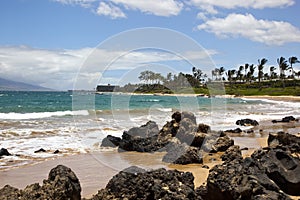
[0, 91, 249, 114]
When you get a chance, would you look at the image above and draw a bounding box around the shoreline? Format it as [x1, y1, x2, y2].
[113, 92, 300, 102]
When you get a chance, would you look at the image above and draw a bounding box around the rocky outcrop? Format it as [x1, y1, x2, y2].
[101, 135, 121, 147]
[0, 165, 81, 200]
[268, 132, 300, 153]
[198, 132, 300, 199]
[272, 116, 298, 123]
[89, 166, 198, 200]
[102, 111, 233, 165]
[252, 148, 300, 196]
[0, 148, 11, 158]
[236, 118, 259, 126]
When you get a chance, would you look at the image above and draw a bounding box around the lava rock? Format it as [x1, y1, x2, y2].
[172, 111, 182, 123]
[252, 148, 300, 196]
[221, 145, 242, 162]
[272, 116, 298, 123]
[162, 142, 203, 164]
[53, 150, 60, 154]
[236, 118, 259, 126]
[101, 135, 121, 147]
[197, 123, 211, 133]
[224, 128, 242, 134]
[34, 148, 46, 153]
[127, 121, 159, 138]
[0, 165, 81, 200]
[268, 132, 300, 153]
[0, 148, 11, 157]
[90, 166, 197, 200]
[0, 185, 21, 200]
[210, 135, 234, 153]
[200, 157, 290, 200]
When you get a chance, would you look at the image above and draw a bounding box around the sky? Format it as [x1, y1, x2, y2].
[1, 0, 300, 90]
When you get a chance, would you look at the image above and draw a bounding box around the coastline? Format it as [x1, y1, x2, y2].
[114, 92, 300, 102]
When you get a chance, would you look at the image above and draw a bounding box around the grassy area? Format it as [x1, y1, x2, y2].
[126, 80, 300, 96]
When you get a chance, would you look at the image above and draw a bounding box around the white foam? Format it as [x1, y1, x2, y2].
[0, 110, 89, 120]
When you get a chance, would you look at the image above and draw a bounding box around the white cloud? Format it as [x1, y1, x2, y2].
[53, 0, 184, 17]
[111, 0, 184, 16]
[53, 0, 97, 8]
[0, 46, 217, 90]
[96, 2, 126, 19]
[190, 0, 294, 13]
[197, 13, 300, 45]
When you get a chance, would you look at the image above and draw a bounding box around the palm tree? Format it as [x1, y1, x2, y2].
[248, 64, 256, 83]
[237, 65, 244, 82]
[244, 63, 249, 82]
[219, 67, 226, 81]
[257, 58, 268, 84]
[277, 57, 289, 88]
[288, 56, 299, 78]
[269, 66, 276, 80]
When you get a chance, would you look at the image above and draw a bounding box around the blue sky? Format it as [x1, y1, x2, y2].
[1, 0, 300, 90]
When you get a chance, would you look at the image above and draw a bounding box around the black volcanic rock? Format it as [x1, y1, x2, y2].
[162, 142, 203, 164]
[272, 116, 298, 123]
[221, 145, 242, 162]
[197, 123, 211, 133]
[268, 132, 300, 153]
[0, 165, 81, 200]
[0, 148, 11, 157]
[101, 135, 121, 147]
[34, 148, 46, 153]
[200, 157, 291, 200]
[89, 166, 197, 200]
[236, 118, 259, 126]
[224, 128, 243, 134]
[210, 135, 234, 153]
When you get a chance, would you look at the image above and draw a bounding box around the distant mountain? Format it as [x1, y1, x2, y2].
[0, 77, 53, 91]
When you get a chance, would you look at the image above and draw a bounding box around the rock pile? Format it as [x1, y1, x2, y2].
[101, 111, 234, 164]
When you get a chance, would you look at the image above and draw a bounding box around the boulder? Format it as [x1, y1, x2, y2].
[90, 166, 197, 200]
[210, 135, 234, 153]
[224, 128, 242, 134]
[236, 118, 259, 126]
[197, 123, 211, 133]
[34, 148, 46, 153]
[101, 135, 121, 147]
[0, 165, 81, 200]
[0, 148, 11, 157]
[221, 145, 242, 162]
[267, 132, 300, 153]
[162, 142, 203, 164]
[127, 121, 159, 138]
[181, 111, 197, 125]
[272, 116, 298, 123]
[0, 185, 21, 200]
[159, 119, 180, 137]
[252, 148, 300, 196]
[200, 157, 291, 200]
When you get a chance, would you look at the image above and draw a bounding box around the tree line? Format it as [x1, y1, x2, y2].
[137, 56, 300, 88]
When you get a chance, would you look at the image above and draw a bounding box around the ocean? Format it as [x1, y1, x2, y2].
[1, 91, 300, 169]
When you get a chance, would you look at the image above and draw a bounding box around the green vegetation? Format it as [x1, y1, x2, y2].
[118, 56, 300, 96]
